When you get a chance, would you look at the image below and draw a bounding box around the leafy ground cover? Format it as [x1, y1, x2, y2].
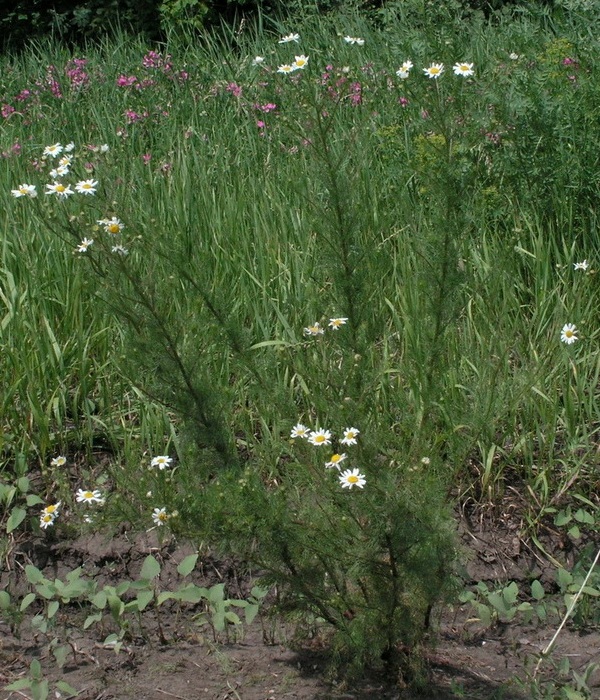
[1, 509, 599, 699]
[2, 1, 600, 696]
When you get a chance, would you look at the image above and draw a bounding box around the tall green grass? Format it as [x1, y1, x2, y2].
[3, 0, 600, 682]
[0, 0, 599, 564]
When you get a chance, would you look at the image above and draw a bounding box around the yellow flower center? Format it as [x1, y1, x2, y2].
[84, 491, 94, 499]
[315, 435, 325, 443]
[158, 512, 168, 521]
[108, 224, 120, 234]
[331, 454, 341, 462]
[56, 184, 66, 192]
[565, 330, 574, 337]
[348, 475, 359, 483]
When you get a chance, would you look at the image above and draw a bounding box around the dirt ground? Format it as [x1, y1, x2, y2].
[1, 505, 600, 700]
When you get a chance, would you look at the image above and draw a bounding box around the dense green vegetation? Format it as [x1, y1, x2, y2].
[2, 0, 600, 688]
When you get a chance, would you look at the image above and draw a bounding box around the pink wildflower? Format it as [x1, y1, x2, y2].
[226, 82, 242, 98]
[116, 75, 138, 87]
[349, 82, 362, 105]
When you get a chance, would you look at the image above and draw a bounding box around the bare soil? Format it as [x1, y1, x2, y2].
[1, 505, 600, 700]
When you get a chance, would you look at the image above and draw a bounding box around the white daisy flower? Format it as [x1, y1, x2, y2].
[98, 217, 124, 234]
[453, 62, 474, 77]
[328, 317, 348, 330]
[111, 245, 129, 255]
[40, 513, 56, 529]
[76, 238, 94, 253]
[278, 33, 300, 43]
[76, 489, 104, 505]
[45, 182, 74, 198]
[339, 468, 366, 489]
[75, 179, 98, 195]
[64, 142, 76, 152]
[573, 260, 589, 271]
[50, 165, 70, 179]
[151, 455, 173, 470]
[292, 55, 309, 70]
[325, 453, 347, 469]
[290, 423, 310, 439]
[424, 63, 444, 79]
[308, 429, 332, 446]
[344, 36, 365, 45]
[41, 502, 61, 518]
[340, 427, 360, 446]
[303, 322, 324, 336]
[252, 56, 265, 65]
[99, 144, 109, 153]
[152, 507, 169, 526]
[560, 323, 578, 344]
[50, 455, 67, 467]
[43, 143, 63, 158]
[11, 184, 37, 198]
[278, 64, 295, 74]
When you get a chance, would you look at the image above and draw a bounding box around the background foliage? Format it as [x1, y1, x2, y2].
[0, 0, 572, 51]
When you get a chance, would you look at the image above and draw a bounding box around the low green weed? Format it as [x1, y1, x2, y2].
[0, 475, 44, 535]
[2, 552, 266, 695]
